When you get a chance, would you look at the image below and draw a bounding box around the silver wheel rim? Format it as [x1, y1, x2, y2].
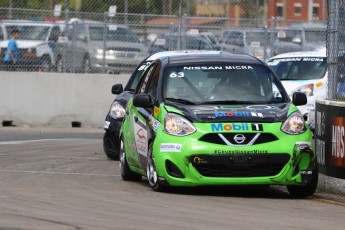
[147, 149, 158, 186]
[119, 140, 125, 174]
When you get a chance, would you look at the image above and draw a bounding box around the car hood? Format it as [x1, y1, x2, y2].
[0, 40, 46, 48]
[164, 103, 291, 123]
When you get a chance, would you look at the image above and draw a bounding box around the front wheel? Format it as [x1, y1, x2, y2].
[287, 165, 318, 198]
[119, 137, 142, 181]
[147, 142, 167, 192]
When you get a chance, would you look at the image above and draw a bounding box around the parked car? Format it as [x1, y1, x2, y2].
[217, 28, 272, 60]
[267, 50, 327, 129]
[56, 18, 148, 73]
[271, 23, 326, 56]
[0, 20, 63, 71]
[148, 34, 215, 54]
[103, 50, 227, 160]
[119, 52, 317, 198]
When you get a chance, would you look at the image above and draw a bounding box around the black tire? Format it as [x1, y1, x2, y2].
[146, 142, 167, 192]
[287, 165, 318, 198]
[103, 131, 119, 160]
[119, 137, 142, 181]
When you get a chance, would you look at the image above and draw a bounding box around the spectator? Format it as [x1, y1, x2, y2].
[4, 28, 20, 71]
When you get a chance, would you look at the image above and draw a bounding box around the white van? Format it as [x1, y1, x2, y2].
[267, 51, 327, 129]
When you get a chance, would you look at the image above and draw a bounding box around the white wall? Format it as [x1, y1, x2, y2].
[0, 71, 130, 128]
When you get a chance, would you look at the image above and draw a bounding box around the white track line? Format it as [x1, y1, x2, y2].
[0, 169, 120, 177]
[0, 138, 93, 145]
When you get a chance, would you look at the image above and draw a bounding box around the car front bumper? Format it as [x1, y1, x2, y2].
[152, 126, 316, 187]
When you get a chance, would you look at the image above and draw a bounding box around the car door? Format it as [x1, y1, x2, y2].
[127, 62, 160, 169]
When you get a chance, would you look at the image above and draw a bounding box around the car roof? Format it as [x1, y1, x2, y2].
[146, 50, 227, 61]
[268, 51, 326, 60]
[160, 52, 263, 65]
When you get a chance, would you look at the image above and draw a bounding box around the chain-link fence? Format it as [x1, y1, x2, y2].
[0, 0, 328, 74]
[327, 0, 345, 101]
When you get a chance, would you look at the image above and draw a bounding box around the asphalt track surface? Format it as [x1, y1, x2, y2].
[1, 127, 345, 230]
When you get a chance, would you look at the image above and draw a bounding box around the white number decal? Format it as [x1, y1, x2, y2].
[170, 72, 184, 78]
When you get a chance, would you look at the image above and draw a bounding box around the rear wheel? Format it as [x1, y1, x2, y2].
[147, 142, 167, 192]
[103, 131, 119, 160]
[287, 165, 318, 198]
[119, 137, 142, 181]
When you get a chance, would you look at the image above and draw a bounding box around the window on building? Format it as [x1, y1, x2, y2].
[276, 4, 284, 17]
[313, 5, 320, 18]
[294, 3, 302, 16]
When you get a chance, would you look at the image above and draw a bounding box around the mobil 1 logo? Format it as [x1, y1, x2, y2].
[251, 124, 263, 131]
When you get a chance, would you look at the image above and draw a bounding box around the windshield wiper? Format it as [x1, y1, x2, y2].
[165, 98, 196, 105]
[200, 100, 259, 105]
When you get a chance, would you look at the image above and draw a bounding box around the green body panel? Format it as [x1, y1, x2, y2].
[121, 102, 316, 187]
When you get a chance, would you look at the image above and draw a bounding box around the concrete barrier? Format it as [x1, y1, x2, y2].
[0, 71, 130, 128]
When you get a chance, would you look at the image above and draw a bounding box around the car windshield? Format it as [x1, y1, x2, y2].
[267, 57, 327, 80]
[163, 63, 288, 104]
[5, 25, 50, 41]
[305, 30, 326, 43]
[89, 26, 140, 43]
[154, 36, 214, 50]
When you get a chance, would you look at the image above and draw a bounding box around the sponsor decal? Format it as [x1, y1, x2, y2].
[183, 66, 253, 70]
[214, 149, 268, 154]
[149, 116, 161, 132]
[160, 143, 182, 152]
[154, 106, 160, 117]
[251, 123, 264, 131]
[211, 123, 249, 132]
[331, 117, 345, 167]
[133, 117, 147, 156]
[315, 81, 323, 88]
[214, 111, 263, 118]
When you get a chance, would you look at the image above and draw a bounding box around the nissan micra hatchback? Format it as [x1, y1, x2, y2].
[119, 52, 318, 198]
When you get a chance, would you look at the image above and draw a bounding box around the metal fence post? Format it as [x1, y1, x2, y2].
[102, 12, 107, 74]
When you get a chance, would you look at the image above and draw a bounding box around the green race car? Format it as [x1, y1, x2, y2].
[119, 52, 318, 198]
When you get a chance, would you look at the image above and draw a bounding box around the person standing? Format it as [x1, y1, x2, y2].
[4, 28, 20, 71]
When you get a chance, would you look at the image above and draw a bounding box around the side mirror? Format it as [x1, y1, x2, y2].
[133, 94, 154, 108]
[77, 34, 87, 42]
[111, 84, 123, 95]
[292, 92, 307, 106]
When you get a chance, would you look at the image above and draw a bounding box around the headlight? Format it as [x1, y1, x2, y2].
[281, 111, 306, 134]
[109, 101, 126, 119]
[290, 84, 314, 97]
[164, 113, 196, 136]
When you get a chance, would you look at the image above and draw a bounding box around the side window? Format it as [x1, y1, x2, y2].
[146, 66, 160, 101]
[48, 27, 61, 42]
[138, 65, 155, 94]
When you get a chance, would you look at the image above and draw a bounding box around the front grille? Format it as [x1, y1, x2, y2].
[190, 154, 290, 177]
[199, 133, 278, 146]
